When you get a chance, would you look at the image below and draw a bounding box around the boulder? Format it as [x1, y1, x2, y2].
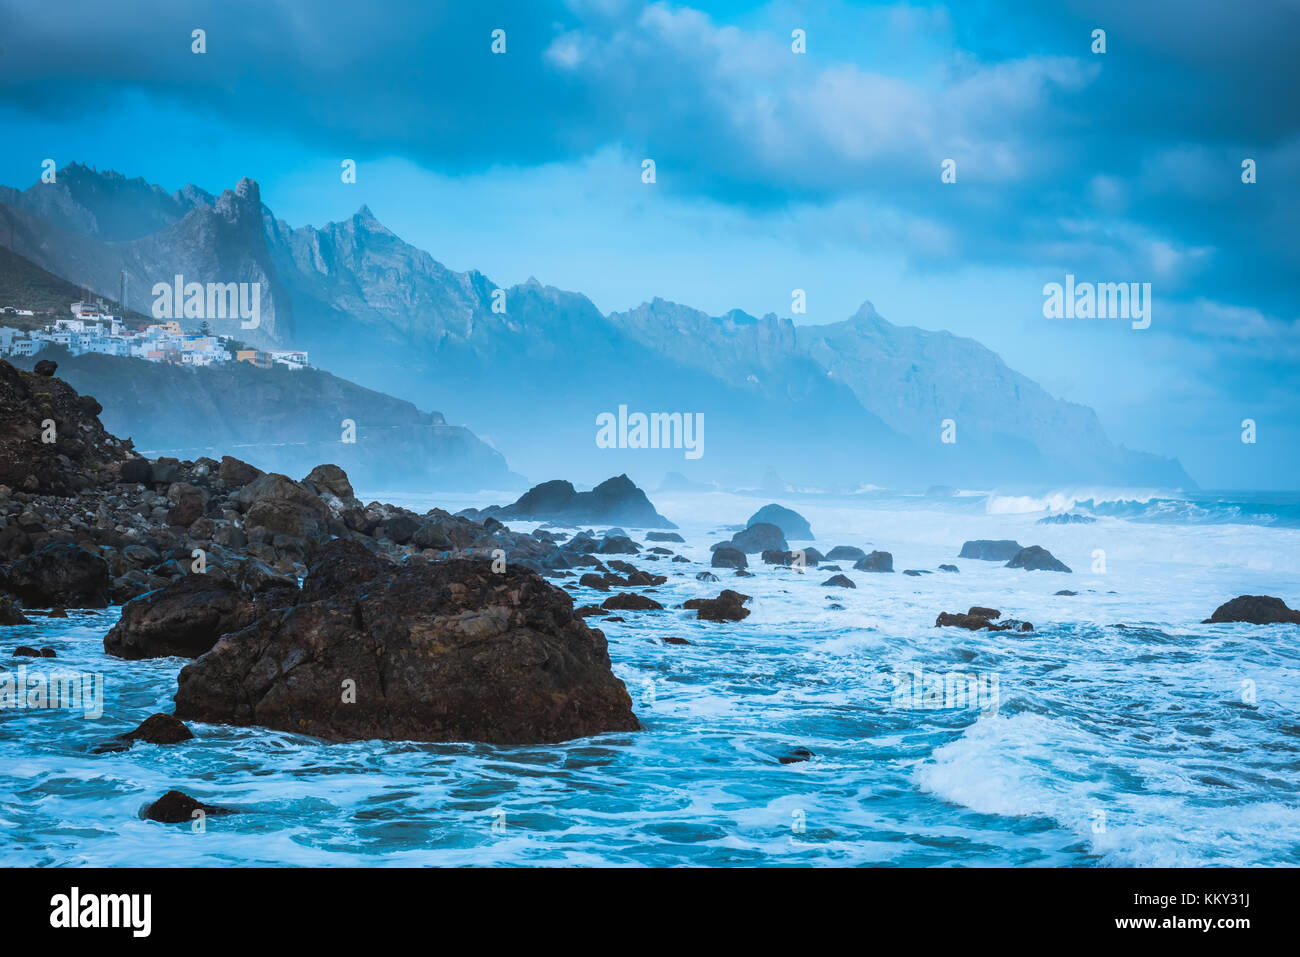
[683, 589, 752, 622]
[104, 574, 293, 660]
[821, 574, 856, 588]
[958, 540, 1022, 561]
[936, 607, 1033, 632]
[1, 543, 110, 608]
[646, 532, 685, 543]
[1006, 546, 1071, 573]
[489, 475, 675, 528]
[233, 473, 330, 541]
[143, 790, 235, 824]
[853, 550, 894, 573]
[219, 455, 263, 487]
[166, 482, 210, 526]
[0, 597, 31, 625]
[600, 593, 664, 612]
[729, 522, 787, 554]
[711, 545, 748, 569]
[122, 713, 194, 745]
[33, 358, 57, 377]
[1202, 595, 1300, 625]
[745, 504, 814, 541]
[118, 457, 152, 484]
[825, 545, 867, 562]
[301, 463, 355, 501]
[174, 542, 639, 744]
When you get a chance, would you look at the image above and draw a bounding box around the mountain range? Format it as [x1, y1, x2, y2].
[0, 163, 1194, 490]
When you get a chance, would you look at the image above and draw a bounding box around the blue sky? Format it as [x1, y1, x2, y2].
[1, 0, 1296, 488]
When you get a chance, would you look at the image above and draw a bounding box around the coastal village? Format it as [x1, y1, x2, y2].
[0, 299, 309, 370]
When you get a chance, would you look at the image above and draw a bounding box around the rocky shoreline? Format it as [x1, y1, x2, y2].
[3, 357, 1296, 760]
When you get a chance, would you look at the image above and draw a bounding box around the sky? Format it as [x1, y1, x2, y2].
[0, 0, 1296, 488]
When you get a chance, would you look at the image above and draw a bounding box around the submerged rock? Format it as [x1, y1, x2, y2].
[143, 790, 235, 824]
[936, 606, 1033, 632]
[174, 540, 639, 744]
[1006, 546, 1071, 573]
[1203, 595, 1300, 625]
[958, 540, 1022, 561]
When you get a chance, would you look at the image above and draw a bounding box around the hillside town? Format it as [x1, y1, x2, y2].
[0, 300, 309, 370]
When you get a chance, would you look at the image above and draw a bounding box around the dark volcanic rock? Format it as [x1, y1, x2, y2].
[143, 790, 235, 824]
[0, 359, 133, 495]
[936, 606, 1033, 632]
[233, 472, 330, 541]
[600, 592, 664, 612]
[683, 589, 752, 622]
[123, 713, 194, 745]
[174, 541, 640, 744]
[489, 475, 675, 528]
[959, 540, 1023, 561]
[729, 522, 787, 554]
[1203, 595, 1300, 625]
[33, 358, 58, 377]
[1006, 546, 1071, 573]
[746, 504, 814, 541]
[820, 574, 855, 588]
[825, 545, 867, 562]
[219, 455, 264, 487]
[0, 597, 31, 625]
[711, 545, 748, 569]
[104, 574, 293, 660]
[1, 543, 110, 608]
[853, 550, 894, 573]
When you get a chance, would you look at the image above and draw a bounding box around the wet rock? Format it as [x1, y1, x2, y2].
[1037, 513, 1096, 525]
[711, 545, 747, 570]
[1, 543, 110, 608]
[662, 636, 691, 645]
[695, 571, 719, 582]
[683, 589, 751, 622]
[1202, 595, 1300, 625]
[174, 541, 639, 744]
[143, 790, 235, 824]
[0, 597, 30, 625]
[1055, 589, 1078, 596]
[122, 713, 194, 745]
[938, 564, 959, 573]
[104, 574, 292, 660]
[825, 545, 867, 562]
[936, 607, 1033, 632]
[1006, 546, 1071, 573]
[12, 646, 40, 657]
[958, 540, 1022, 561]
[853, 550, 894, 573]
[820, 574, 855, 588]
[746, 504, 814, 541]
[728, 522, 787, 554]
[485, 475, 675, 528]
[596, 535, 640, 555]
[778, 747, 814, 765]
[902, 569, 930, 577]
[646, 531, 685, 543]
[601, 592, 665, 612]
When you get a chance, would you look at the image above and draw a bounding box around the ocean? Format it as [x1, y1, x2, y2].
[3, 487, 1298, 867]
